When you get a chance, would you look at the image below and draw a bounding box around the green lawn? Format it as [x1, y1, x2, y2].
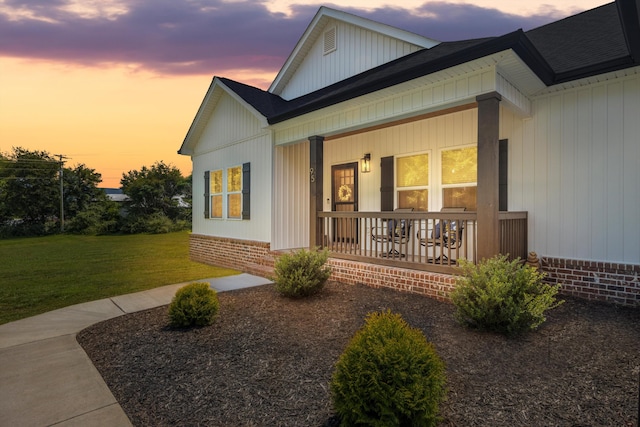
[0, 231, 238, 325]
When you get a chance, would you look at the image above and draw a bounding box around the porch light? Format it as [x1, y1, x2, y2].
[361, 153, 371, 173]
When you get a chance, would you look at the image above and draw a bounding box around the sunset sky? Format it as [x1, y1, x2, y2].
[0, 0, 609, 188]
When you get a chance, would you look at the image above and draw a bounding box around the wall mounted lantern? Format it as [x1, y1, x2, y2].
[361, 153, 371, 173]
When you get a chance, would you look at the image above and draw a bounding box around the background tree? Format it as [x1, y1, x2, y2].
[0, 148, 59, 235]
[120, 161, 189, 233]
[63, 164, 106, 218]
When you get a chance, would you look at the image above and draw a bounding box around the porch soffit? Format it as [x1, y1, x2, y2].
[270, 51, 537, 144]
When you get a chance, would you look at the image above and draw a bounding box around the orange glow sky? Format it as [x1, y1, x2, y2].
[0, 0, 608, 188]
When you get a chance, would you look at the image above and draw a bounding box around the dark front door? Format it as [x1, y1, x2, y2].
[331, 163, 358, 243]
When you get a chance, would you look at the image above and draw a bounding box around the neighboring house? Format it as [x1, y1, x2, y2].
[103, 188, 129, 203]
[179, 0, 640, 306]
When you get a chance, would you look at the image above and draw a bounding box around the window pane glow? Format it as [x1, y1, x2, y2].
[442, 147, 476, 185]
[227, 166, 242, 192]
[211, 195, 223, 218]
[211, 170, 223, 194]
[397, 154, 428, 187]
[398, 189, 428, 211]
[228, 194, 242, 218]
[443, 187, 477, 210]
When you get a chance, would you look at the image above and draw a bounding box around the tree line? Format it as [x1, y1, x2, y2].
[0, 147, 192, 238]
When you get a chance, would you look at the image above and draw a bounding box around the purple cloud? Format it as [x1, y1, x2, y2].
[0, 0, 576, 77]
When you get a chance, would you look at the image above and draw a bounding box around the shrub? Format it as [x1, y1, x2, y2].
[331, 310, 447, 427]
[451, 255, 563, 335]
[273, 248, 331, 298]
[168, 282, 219, 327]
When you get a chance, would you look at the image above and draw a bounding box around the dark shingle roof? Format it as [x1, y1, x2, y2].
[526, 3, 628, 74]
[221, 1, 637, 124]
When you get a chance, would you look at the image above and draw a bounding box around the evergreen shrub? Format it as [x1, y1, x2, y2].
[331, 310, 447, 427]
[451, 255, 563, 335]
[168, 282, 219, 327]
[273, 248, 331, 298]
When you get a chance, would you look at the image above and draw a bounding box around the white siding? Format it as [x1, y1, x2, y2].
[323, 109, 478, 212]
[274, 67, 496, 146]
[280, 19, 422, 100]
[190, 93, 272, 242]
[194, 93, 265, 155]
[502, 72, 640, 264]
[272, 143, 310, 250]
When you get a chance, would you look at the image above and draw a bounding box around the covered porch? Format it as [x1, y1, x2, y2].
[316, 210, 527, 274]
[301, 92, 528, 274]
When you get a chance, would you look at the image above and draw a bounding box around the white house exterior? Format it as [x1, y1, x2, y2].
[179, 0, 640, 306]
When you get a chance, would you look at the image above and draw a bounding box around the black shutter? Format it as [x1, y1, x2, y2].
[499, 139, 508, 211]
[242, 162, 250, 220]
[380, 156, 394, 211]
[204, 171, 210, 218]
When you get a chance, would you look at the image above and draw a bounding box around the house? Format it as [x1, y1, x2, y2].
[179, 0, 640, 306]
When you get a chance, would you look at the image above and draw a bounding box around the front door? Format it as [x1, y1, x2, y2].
[331, 163, 358, 243]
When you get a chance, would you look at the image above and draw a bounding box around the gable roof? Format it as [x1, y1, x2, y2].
[178, 77, 270, 155]
[180, 0, 640, 153]
[269, 6, 440, 95]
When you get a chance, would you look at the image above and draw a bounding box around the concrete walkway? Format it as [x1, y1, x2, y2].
[0, 273, 272, 427]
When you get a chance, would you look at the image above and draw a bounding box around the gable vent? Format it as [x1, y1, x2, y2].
[323, 27, 337, 55]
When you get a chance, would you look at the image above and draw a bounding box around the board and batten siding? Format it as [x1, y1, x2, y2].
[272, 143, 310, 251]
[279, 19, 423, 101]
[190, 91, 272, 242]
[323, 108, 478, 213]
[273, 66, 497, 147]
[503, 71, 640, 264]
[193, 92, 265, 154]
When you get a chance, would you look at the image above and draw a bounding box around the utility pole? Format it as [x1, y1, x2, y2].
[56, 154, 69, 232]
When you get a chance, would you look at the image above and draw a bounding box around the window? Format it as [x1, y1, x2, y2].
[210, 170, 223, 218]
[396, 153, 429, 211]
[227, 166, 242, 219]
[441, 147, 477, 210]
[204, 163, 250, 220]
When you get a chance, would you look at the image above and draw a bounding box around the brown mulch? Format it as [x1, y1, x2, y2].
[77, 282, 640, 427]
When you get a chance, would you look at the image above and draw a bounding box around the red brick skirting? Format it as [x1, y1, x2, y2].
[189, 235, 640, 307]
[541, 257, 640, 306]
[327, 258, 456, 302]
[190, 234, 272, 272]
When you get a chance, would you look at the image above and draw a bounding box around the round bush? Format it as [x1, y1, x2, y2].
[451, 255, 563, 335]
[273, 248, 331, 298]
[168, 282, 219, 327]
[331, 310, 447, 427]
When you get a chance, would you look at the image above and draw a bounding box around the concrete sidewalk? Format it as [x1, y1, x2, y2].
[0, 273, 271, 427]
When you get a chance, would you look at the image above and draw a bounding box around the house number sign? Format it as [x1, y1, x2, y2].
[310, 167, 316, 183]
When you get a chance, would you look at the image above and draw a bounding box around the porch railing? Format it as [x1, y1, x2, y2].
[317, 211, 527, 274]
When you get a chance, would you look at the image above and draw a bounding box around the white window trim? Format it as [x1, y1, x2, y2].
[438, 144, 477, 210]
[210, 169, 223, 219]
[208, 165, 243, 220]
[226, 165, 243, 220]
[394, 151, 431, 211]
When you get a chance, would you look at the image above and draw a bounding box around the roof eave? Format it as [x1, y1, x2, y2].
[268, 30, 554, 124]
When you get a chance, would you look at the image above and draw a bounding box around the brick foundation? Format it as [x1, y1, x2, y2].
[189, 235, 640, 307]
[541, 257, 640, 306]
[190, 234, 272, 272]
[190, 234, 457, 302]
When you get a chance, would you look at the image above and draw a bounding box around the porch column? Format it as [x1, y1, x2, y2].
[476, 92, 502, 261]
[309, 135, 324, 248]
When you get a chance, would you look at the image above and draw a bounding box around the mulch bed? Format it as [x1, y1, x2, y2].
[77, 282, 640, 426]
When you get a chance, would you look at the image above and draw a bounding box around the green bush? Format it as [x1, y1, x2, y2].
[331, 310, 447, 427]
[451, 255, 563, 335]
[168, 282, 219, 327]
[273, 248, 331, 298]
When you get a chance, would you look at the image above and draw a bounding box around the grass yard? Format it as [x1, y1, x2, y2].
[0, 231, 238, 325]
